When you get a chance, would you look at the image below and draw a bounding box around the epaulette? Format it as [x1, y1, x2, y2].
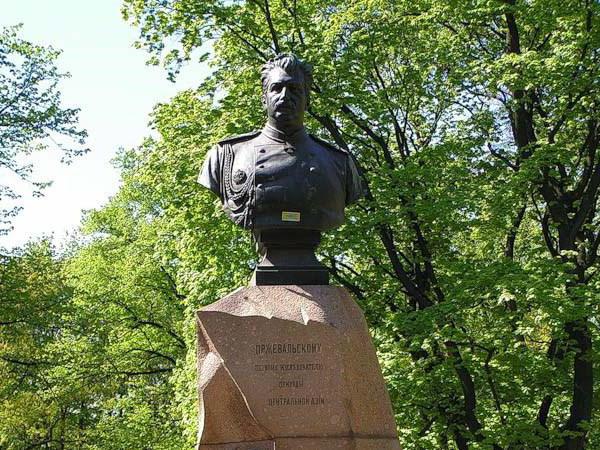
[217, 130, 260, 145]
[309, 133, 348, 154]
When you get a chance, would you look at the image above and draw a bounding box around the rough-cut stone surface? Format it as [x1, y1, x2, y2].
[196, 285, 400, 450]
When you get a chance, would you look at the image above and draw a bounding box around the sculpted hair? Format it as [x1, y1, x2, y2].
[261, 53, 313, 104]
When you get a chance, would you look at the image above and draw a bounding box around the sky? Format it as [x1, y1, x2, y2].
[0, 0, 207, 250]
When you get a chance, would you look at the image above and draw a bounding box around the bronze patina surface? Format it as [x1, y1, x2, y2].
[198, 54, 363, 285]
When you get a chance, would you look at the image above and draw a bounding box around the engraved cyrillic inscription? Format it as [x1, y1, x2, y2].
[254, 342, 322, 355]
[252, 341, 326, 408]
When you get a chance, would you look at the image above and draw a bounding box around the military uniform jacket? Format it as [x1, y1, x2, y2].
[198, 125, 363, 231]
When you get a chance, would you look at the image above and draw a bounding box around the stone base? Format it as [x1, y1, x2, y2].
[196, 286, 400, 450]
[199, 437, 400, 450]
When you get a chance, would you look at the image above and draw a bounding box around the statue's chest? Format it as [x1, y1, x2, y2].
[228, 142, 339, 209]
[254, 144, 310, 180]
[229, 144, 321, 186]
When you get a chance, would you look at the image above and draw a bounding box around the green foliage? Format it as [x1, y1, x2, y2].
[0, 242, 85, 448]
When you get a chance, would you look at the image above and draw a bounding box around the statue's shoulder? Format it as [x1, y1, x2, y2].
[309, 133, 348, 155]
[217, 130, 261, 146]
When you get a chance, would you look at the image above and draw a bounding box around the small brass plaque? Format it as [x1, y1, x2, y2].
[281, 211, 301, 222]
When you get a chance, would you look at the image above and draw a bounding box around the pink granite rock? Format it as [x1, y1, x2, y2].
[196, 285, 400, 450]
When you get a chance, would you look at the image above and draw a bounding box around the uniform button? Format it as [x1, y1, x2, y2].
[259, 149, 266, 153]
[259, 165, 264, 169]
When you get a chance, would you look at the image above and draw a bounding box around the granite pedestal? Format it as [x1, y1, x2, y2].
[196, 285, 400, 450]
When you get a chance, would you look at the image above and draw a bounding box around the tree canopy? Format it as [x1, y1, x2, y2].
[1, 1, 600, 449]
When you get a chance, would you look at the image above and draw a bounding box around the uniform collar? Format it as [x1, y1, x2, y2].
[261, 124, 309, 144]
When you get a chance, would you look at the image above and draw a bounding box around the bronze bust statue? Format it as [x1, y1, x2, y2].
[198, 54, 363, 284]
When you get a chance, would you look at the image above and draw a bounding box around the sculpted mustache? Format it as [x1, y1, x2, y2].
[275, 101, 296, 109]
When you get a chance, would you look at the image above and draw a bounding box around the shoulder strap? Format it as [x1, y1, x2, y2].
[218, 130, 261, 145]
[309, 133, 348, 154]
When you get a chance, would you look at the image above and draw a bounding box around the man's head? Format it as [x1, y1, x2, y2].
[261, 53, 313, 131]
